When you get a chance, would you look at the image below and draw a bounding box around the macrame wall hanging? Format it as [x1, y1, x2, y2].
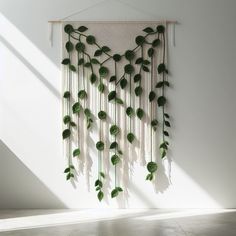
[61, 21, 173, 201]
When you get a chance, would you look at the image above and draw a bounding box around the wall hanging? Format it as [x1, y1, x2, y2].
[60, 21, 174, 202]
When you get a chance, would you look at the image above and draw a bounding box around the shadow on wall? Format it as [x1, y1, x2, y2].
[0, 140, 66, 209]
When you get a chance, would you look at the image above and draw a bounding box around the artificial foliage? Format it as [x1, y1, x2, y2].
[62, 23, 171, 201]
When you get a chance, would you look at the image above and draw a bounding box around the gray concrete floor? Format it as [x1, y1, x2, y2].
[0, 209, 236, 235]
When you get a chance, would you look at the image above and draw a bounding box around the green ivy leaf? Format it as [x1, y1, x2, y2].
[84, 108, 91, 117]
[135, 86, 143, 96]
[78, 90, 87, 99]
[151, 119, 158, 131]
[147, 161, 157, 173]
[109, 75, 116, 82]
[72, 102, 81, 114]
[113, 54, 121, 62]
[152, 38, 161, 47]
[61, 58, 70, 65]
[64, 167, 70, 173]
[70, 121, 76, 127]
[157, 25, 165, 33]
[134, 74, 141, 83]
[125, 50, 135, 60]
[143, 60, 150, 65]
[126, 107, 134, 117]
[111, 154, 120, 165]
[63, 115, 71, 124]
[149, 91, 156, 102]
[124, 64, 134, 74]
[90, 73, 97, 84]
[115, 98, 124, 104]
[62, 129, 71, 139]
[98, 111, 107, 120]
[146, 173, 153, 181]
[84, 62, 91, 68]
[161, 149, 167, 159]
[116, 187, 123, 192]
[135, 57, 143, 64]
[99, 66, 109, 77]
[136, 108, 144, 120]
[77, 26, 88, 32]
[111, 188, 119, 198]
[157, 96, 166, 106]
[164, 113, 170, 119]
[65, 41, 73, 52]
[96, 141, 104, 151]
[163, 130, 169, 136]
[98, 83, 105, 93]
[69, 65, 76, 72]
[127, 133, 135, 143]
[86, 35, 96, 44]
[73, 148, 80, 157]
[78, 58, 84, 65]
[108, 91, 116, 101]
[142, 65, 149, 72]
[91, 58, 100, 64]
[64, 24, 74, 34]
[100, 172, 105, 178]
[143, 27, 154, 33]
[95, 179, 103, 187]
[63, 91, 70, 99]
[101, 46, 111, 52]
[97, 191, 104, 202]
[75, 42, 85, 52]
[157, 63, 166, 74]
[148, 48, 154, 57]
[110, 125, 120, 136]
[160, 142, 168, 150]
[94, 49, 102, 57]
[135, 35, 145, 45]
[165, 120, 171, 127]
[110, 141, 118, 149]
[120, 78, 128, 89]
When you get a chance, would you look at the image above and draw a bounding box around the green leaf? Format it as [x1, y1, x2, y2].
[95, 179, 103, 187]
[125, 50, 135, 60]
[113, 54, 121, 62]
[146, 173, 153, 181]
[78, 90, 87, 99]
[78, 58, 84, 65]
[108, 90, 116, 101]
[90, 73, 97, 84]
[143, 27, 154, 33]
[96, 141, 104, 151]
[70, 121, 76, 127]
[99, 66, 109, 77]
[135, 35, 145, 45]
[75, 42, 85, 52]
[163, 130, 169, 136]
[110, 125, 120, 136]
[69, 65, 76, 72]
[143, 60, 150, 65]
[120, 78, 127, 89]
[111, 154, 120, 165]
[72, 102, 81, 114]
[64, 167, 70, 173]
[134, 74, 141, 83]
[157, 25, 165, 33]
[142, 65, 149, 72]
[73, 148, 80, 157]
[96, 186, 101, 191]
[118, 150, 123, 155]
[127, 133, 135, 143]
[165, 120, 171, 127]
[135, 57, 143, 64]
[136, 108, 144, 120]
[160, 142, 168, 150]
[161, 149, 167, 159]
[97, 191, 104, 202]
[156, 81, 170, 88]
[151, 119, 158, 131]
[91, 58, 100, 64]
[65, 41, 73, 52]
[77, 26, 88, 32]
[126, 107, 134, 117]
[94, 49, 102, 57]
[152, 38, 160, 47]
[110, 141, 118, 149]
[66, 173, 71, 180]
[147, 161, 157, 173]
[84, 62, 91, 68]
[135, 86, 143, 96]
[164, 113, 170, 118]
[109, 75, 116, 82]
[63, 91, 70, 99]
[111, 188, 119, 198]
[86, 35, 96, 44]
[64, 24, 74, 34]
[98, 83, 105, 93]
[84, 108, 91, 117]
[101, 46, 111, 52]
[62, 129, 71, 139]
[158, 63, 166, 74]
[61, 58, 70, 65]
[98, 111, 107, 120]
[149, 91, 156, 102]
[63, 115, 71, 124]
[116, 187, 123, 192]
[70, 165, 75, 169]
[157, 96, 166, 106]
[115, 98, 124, 104]
[148, 48, 154, 57]
[100, 172, 105, 178]
[124, 64, 134, 74]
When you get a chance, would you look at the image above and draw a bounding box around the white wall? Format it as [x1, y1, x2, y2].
[0, 0, 236, 208]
